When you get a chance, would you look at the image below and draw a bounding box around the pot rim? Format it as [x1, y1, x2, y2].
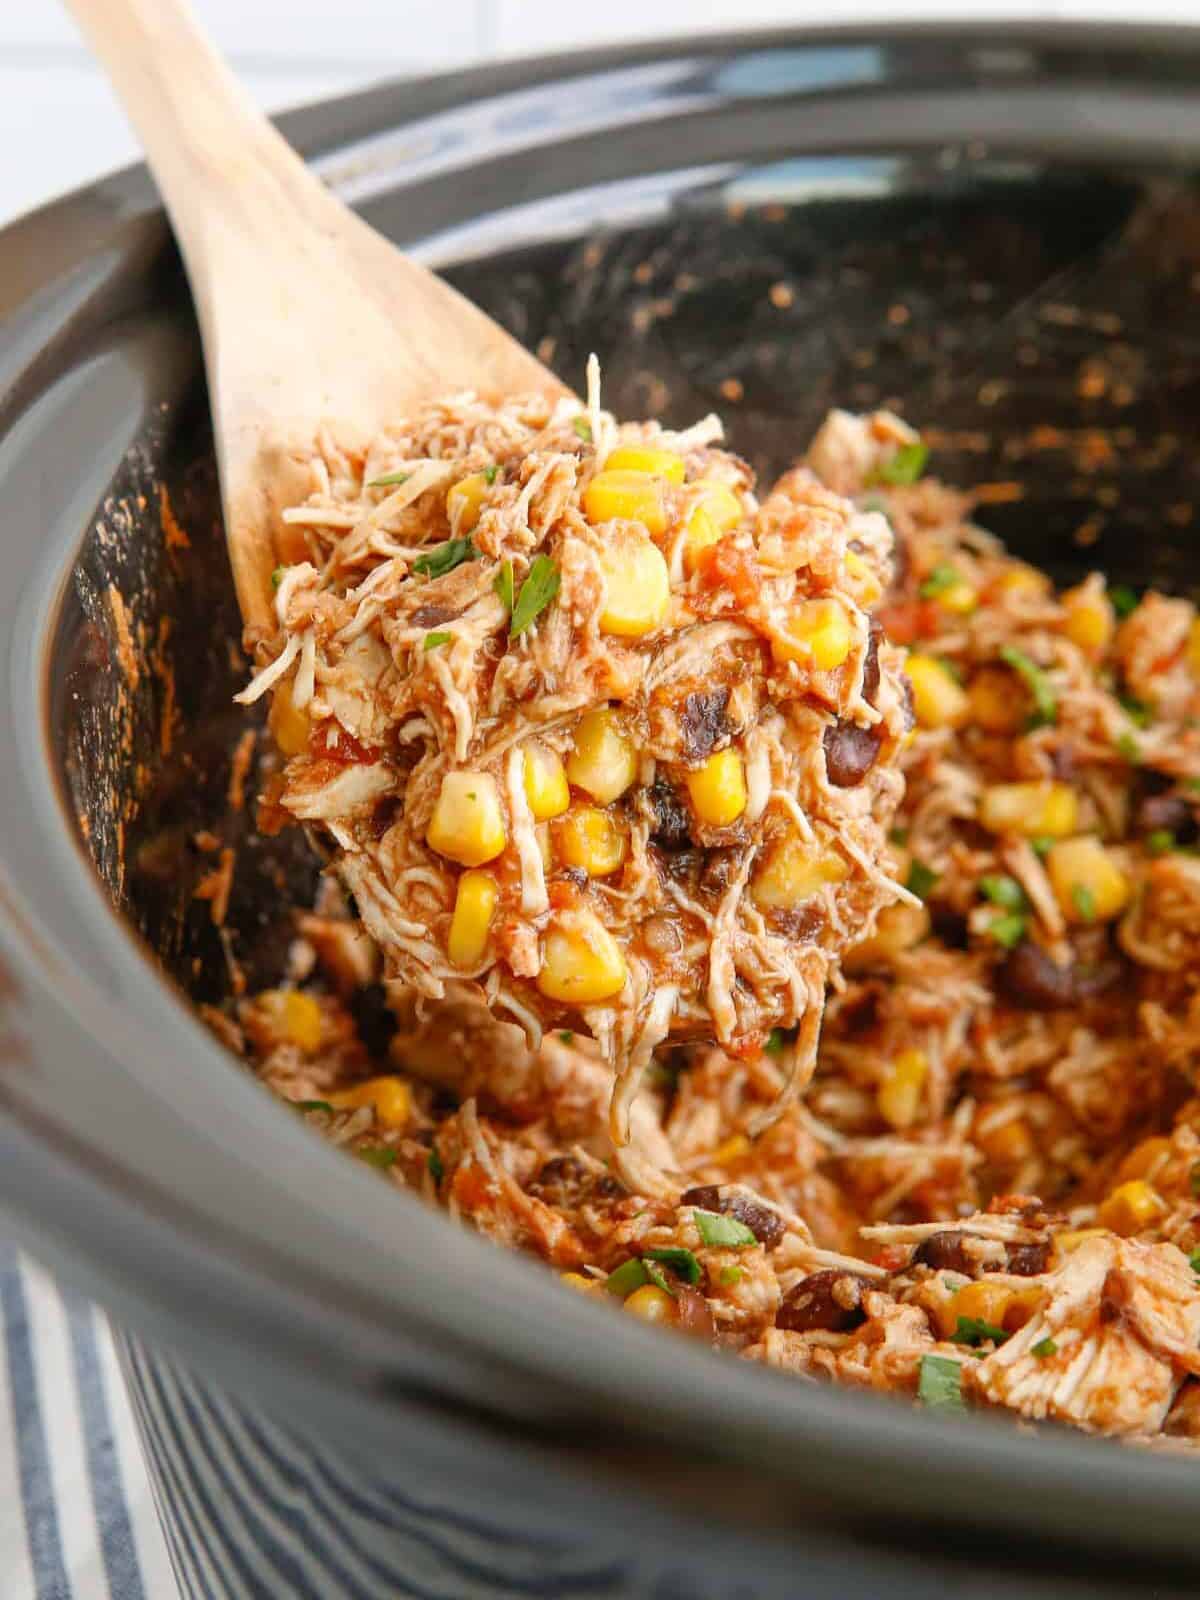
[4, 17, 1200, 1561]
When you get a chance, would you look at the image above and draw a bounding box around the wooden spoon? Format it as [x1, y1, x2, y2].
[65, 0, 569, 631]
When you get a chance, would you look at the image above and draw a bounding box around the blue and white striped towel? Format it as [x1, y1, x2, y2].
[0, 1246, 176, 1599]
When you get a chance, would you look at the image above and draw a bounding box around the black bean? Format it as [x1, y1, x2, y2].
[699, 848, 741, 899]
[349, 983, 398, 1061]
[999, 941, 1081, 1010]
[1005, 1242, 1050, 1277]
[1134, 787, 1197, 842]
[529, 1155, 624, 1208]
[823, 720, 882, 788]
[675, 1284, 717, 1341]
[890, 527, 910, 591]
[912, 1230, 974, 1275]
[862, 617, 882, 707]
[411, 602, 458, 628]
[646, 780, 691, 849]
[680, 1186, 786, 1250]
[764, 904, 824, 943]
[680, 689, 731, 761]
[777, 1269, 872, 1333]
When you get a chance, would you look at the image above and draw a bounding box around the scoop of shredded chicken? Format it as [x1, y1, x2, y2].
[239, 376, 911, 1172]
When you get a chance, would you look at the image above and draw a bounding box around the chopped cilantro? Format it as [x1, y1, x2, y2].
[641, 1257, 678, 1298]
[719, 1266, 744, 1287]
[423, 631, 451, 650]
[1188, 779, 1200, 794]
[875, 440, 929, 486]
[1189, 1161, 1200, 1197]
[1191, 1251, 1200, 1279]
[988, 913, 1027, 949]
[918, 1354, 965, 1412]
[359, 1147, 397, 1170]
[644, 1246, 703, 1284]
[292, 1098, 333, 1114]
[919, 564, 960, 599]
[889, 827, 909, 847]
[605, 1259, 650, 1298]
[270, 566, 284, 589]
[1071, 883, 1096, 922]
[367, 471, 411, 488]
[693, 1209, 757, 1249]
[905, 859, 939, 900]
[559, 1030, 575, 1044]
[510, 555, 561, 638]
[1146, 829, 1176, 856]
[572, 417, 592, 442]
[1030, 835, 1055, 858]
[1032, 1337, 1058, 1359]
[764, 1027, 788, 1059]
[999, 643, 1057, 726]
[1120, 694, 1152, 728]
[1110, 584, 1139, 619]
[494, 558, 515, 615]
[412, 536, 477, 579]
[483, 464, 500, 484]
[937, 655, 965, 685]
[1115, 733, 1141, 765]
[952, 1315, 1010, 1348]
[979, 874, 1026, 911]
[861, 495, 888, 514]
[427, 1148, 444, 1183]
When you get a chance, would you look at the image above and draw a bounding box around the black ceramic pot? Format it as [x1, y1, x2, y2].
[4, 24, 1200, 1599]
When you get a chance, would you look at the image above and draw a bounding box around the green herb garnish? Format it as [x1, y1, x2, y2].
[1120, 694, 1152, 728]
[573, 417, 592, 442]
[1110, 584, 1139, 619]
[764, 1027, 788, 1059]
[510, 554, 561, 638]
[861, 495, 888, 514]
[918, 1354, 965, 1412]
[919, 564, 960, 600]
[999, 643, 1057, 727]
[644, 1246, 703, 1284]
[889, 827, 909, 847]
[1030, 835, 1055, 858]
[693, 1209, 757, 1249]
[559, 1030, 575, 1044]
[367, 471, 411, 488]
[979, 874, 1027, 911]
[1191, 1251, 1200, 1279]
[905, 859, 939, 901]
[605, 1259, 650, 1298]
[988, 913, 1027, 949]
[1189, 1161, 1200, 1197]
[1116, 733, 1142, 765]
[875, 441, 929, 486]
[271, 566, 285, 589]
[1032, 1337, 1058, 1359]
[360, 1147, 397, 1170]
[494, 558, 515, 615]
[937, 655, 965, 685]
[427, 1148, 444, 1183]
[952, 1315, 1010, 1348]
[483, 464, 500, 485]
[719, 1266, 744, 1287]
[423, 631, 452, 650]
[1072, 884, 1096, 922]
[412, 536, 477, 579]
[641, 1257, 678, 1298]
[293, 1098, 333, 1114]
[1146, 829, 1176, 856]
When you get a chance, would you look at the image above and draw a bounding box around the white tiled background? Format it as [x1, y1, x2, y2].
[4, 0, 1197, 228]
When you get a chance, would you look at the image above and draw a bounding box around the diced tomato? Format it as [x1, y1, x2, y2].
[548, 879, 583, 911]
[877, 598, 942, 645]
[314, 724, 380, 764]
[702, 538, 761, 610]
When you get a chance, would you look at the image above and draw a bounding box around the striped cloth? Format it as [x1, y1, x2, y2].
[0, 1247, 176, 1600]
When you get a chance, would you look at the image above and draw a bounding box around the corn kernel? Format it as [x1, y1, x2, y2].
[537, 911, 627, 1004]
[604, 445, 686, 484]
[998, 564, 1052, 599]
[427, 771, 507, 867]
[560, 1272, 598, 1294]
[583, 469, 668, 536]
[623, 1285, 676, 1323]
[937, 581, 978, 615]
[566, 709, 637, 803]
[684, 481, 743, 569]
[521, 742, 570, 821]
[877, 1047, 928, 1130]
[1061, 586, 1114, 656]
[845, 901, 931, 970]
[906, 654, 969, 729]
[1097, 1180, 1166, 1237]
[775, 599, 854, 672]
[555, 807, 627, 877]
[1056, 1229, 1108, 1261]
[1188, 617, 1200, 677]
[844, 548, 883, 606]
[268, 682, 311, 757]
[446, 472, 490, 532]
[1045, 835, 1129, 924]
[686, 748, 747, 828]
[596, 526, 671, 637]
[935, 1278, 1013, 1341]
[447, 869, 499, 967]
[979, 781, 1078, 838]
[752, 836, 848, 911]
[709, 1133, 750, 1166]
[968, 666, 1024, 734]
[329, 1075, 412, 1130]
[282, 990, 322, 1054]
[976, 1114, 1035, 1167]
[1115, 1137, 1173, 1185]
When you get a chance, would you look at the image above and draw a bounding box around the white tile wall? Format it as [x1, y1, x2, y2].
[3, 0, 1197, 226]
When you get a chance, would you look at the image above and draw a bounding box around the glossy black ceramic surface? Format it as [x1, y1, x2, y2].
[4, 25, 1200, 1592]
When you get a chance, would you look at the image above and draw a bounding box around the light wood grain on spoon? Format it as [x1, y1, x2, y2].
[64, 0, 568, 630]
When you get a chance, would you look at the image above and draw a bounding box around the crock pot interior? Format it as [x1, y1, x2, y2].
[16, 26, 1200, 1577]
